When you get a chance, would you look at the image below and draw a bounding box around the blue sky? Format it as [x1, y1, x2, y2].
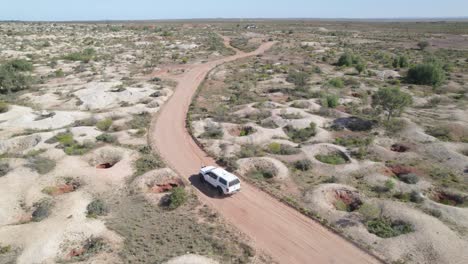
[1, 0, 467, 21]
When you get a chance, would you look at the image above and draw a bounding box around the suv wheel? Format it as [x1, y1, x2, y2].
[217, 187, 224, 196]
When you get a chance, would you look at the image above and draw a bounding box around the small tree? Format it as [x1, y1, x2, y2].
[372, 87, 413, 121]
[286, 70, 309, 87]
[417, 41, 430, 50]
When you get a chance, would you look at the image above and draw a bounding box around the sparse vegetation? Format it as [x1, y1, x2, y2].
[86, 199, 108, 218]
[283, 122, 317, 143]
[27, 156, 56, 174]
[32, 199, 53, 222]
[315, 152, 348, 165]
[96, 118, 113, 131]
[366, 218, 413, 238]
[133, 154, 164, 176]
[0, 162, 11, 177]
[407, 62, 446, 87]
[167, 187, 188, 210]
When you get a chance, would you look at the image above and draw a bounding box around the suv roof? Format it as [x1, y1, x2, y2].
[202, 166, 239, 183]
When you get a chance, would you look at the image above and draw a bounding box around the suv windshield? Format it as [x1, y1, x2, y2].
[219, 177, 227, 185]
[229, 179, 240, 187]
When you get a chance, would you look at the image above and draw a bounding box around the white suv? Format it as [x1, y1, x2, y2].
[199, 166, 241, 195]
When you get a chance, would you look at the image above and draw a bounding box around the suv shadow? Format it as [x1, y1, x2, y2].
[188, 174, 227, 199]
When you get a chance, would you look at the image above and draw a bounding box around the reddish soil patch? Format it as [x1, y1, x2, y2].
[351, 92, 362, 98]
[391, 144, 410, 153]
[150, 179, 184, 193]
[228, 126, 242, 136]
[268, 93, 289, 103]
[387, 164, 416, 176]
[96, 163, 114, 169]
[432, 191, 467, 207]
[334, 189, 362, 212]
[68, 248, 85, 258]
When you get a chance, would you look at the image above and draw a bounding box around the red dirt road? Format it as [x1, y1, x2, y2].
[149, 42, 381, 264]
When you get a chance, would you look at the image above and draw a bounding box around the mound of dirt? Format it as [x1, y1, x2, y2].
[133, 168, 184, 194]
[236, 157, 289, 180]
[87, 147, 123, 168]
[0, 135, 41, 154]
[164, 254, 219, 264]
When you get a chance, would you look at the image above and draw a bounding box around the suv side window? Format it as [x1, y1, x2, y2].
[208, 172, 218, 180]
[219, 177, 227, 186]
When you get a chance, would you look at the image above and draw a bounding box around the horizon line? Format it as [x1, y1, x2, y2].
[1, 16, 468, 23]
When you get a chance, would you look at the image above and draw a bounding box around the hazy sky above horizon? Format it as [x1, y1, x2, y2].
[1, 0, 467, 21]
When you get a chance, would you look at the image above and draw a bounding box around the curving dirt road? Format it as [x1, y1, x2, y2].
[149, 41, 381, 264]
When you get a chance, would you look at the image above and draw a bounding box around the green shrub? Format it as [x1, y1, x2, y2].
[337, 52, 354, 67]
[358, 203, 381, 220]
[393, 55, 409, 68]
[325, 94, 339, 108]
[63, 48, 96, 62]
[238, 144, 264, 158]
[71, 237, 105, 261]
[32, 199, 53, 222]
[96, 133, 117, 143]
[335, 136, 373, 147]
[294, 159, 312, 171]
[385, 179, 396, 191]
[133, 154, 164, 176]
[328, 78, 344, 88]
[248, 169, 275, 180]
[334, 200, 348, 211]
[0, 162, 10, 177]
[426, 126, 451, 141]
[0, 101, 9, 113]
[0, 244, 11, 254]
[383, 119, 407, 135]
[168, 187, 188, 210]
[126, 112, 151, 130]
[398, 173, 419, 184]
[96, 118, 113, 131]
[366, 218, 413, 238]
[27, 156, 56, 174]
[283, 122, 317, 143]
[315, 152, 348, 165]
[64, 141, 94, 156]
[267, 143, 300, 155]
[410, 191, 424, 203]
[0, 59, 33, 94]
[86, 199, 108, 218]
[417, 41, 430, 50]
[407, 63, 446, 87]
[286, 70, 309, 87]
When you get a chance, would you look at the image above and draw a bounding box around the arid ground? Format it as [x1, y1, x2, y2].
[1, 20, 468, 264]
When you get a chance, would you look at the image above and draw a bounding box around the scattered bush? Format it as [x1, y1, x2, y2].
[286, 70, 309, 87]
[0, 59, 33, 94]
[71, 237, 105, 261]
[315, 152, 348, 165]
[50, 132, 94, 155]
[358, 203, 381, 220]
[266, 142, 300, 155]
[328, 78, 344, 88]
[0, 244, 11, 254]
[239, 126, 256, 137]
[335, 135, 373, 147]
[0, 162, 10, 177]
[63, 48, 96, 62]
[393, 55, 409, 68]
[325, 94, 339, 108]
[96, 118, 113, 131]
[238, 144, 264, 158]
[398, 173, 419, 184]
[366, 218, 413, 238]
[201, 123, 223, 139]
[248, 169, 275, 180]
[27, 156, 56, 174]
[407, 63, 446, 87]
[283, 122, 317, 143]
[425, 126, 451, 141]
[383, 119, 407, 135]
[0, 101, 9, 113]
[372, 87, 413, 121]
[167, 187, 188, 210]
[133, 154, 164, 176]
[126, 112, 151, 130]
[294, 159, 312, 171]
[86, 199, 108, 218]
[417, 40, 430, 50]
[32, 199, 53, 222]
[96, 133, 117, 143]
